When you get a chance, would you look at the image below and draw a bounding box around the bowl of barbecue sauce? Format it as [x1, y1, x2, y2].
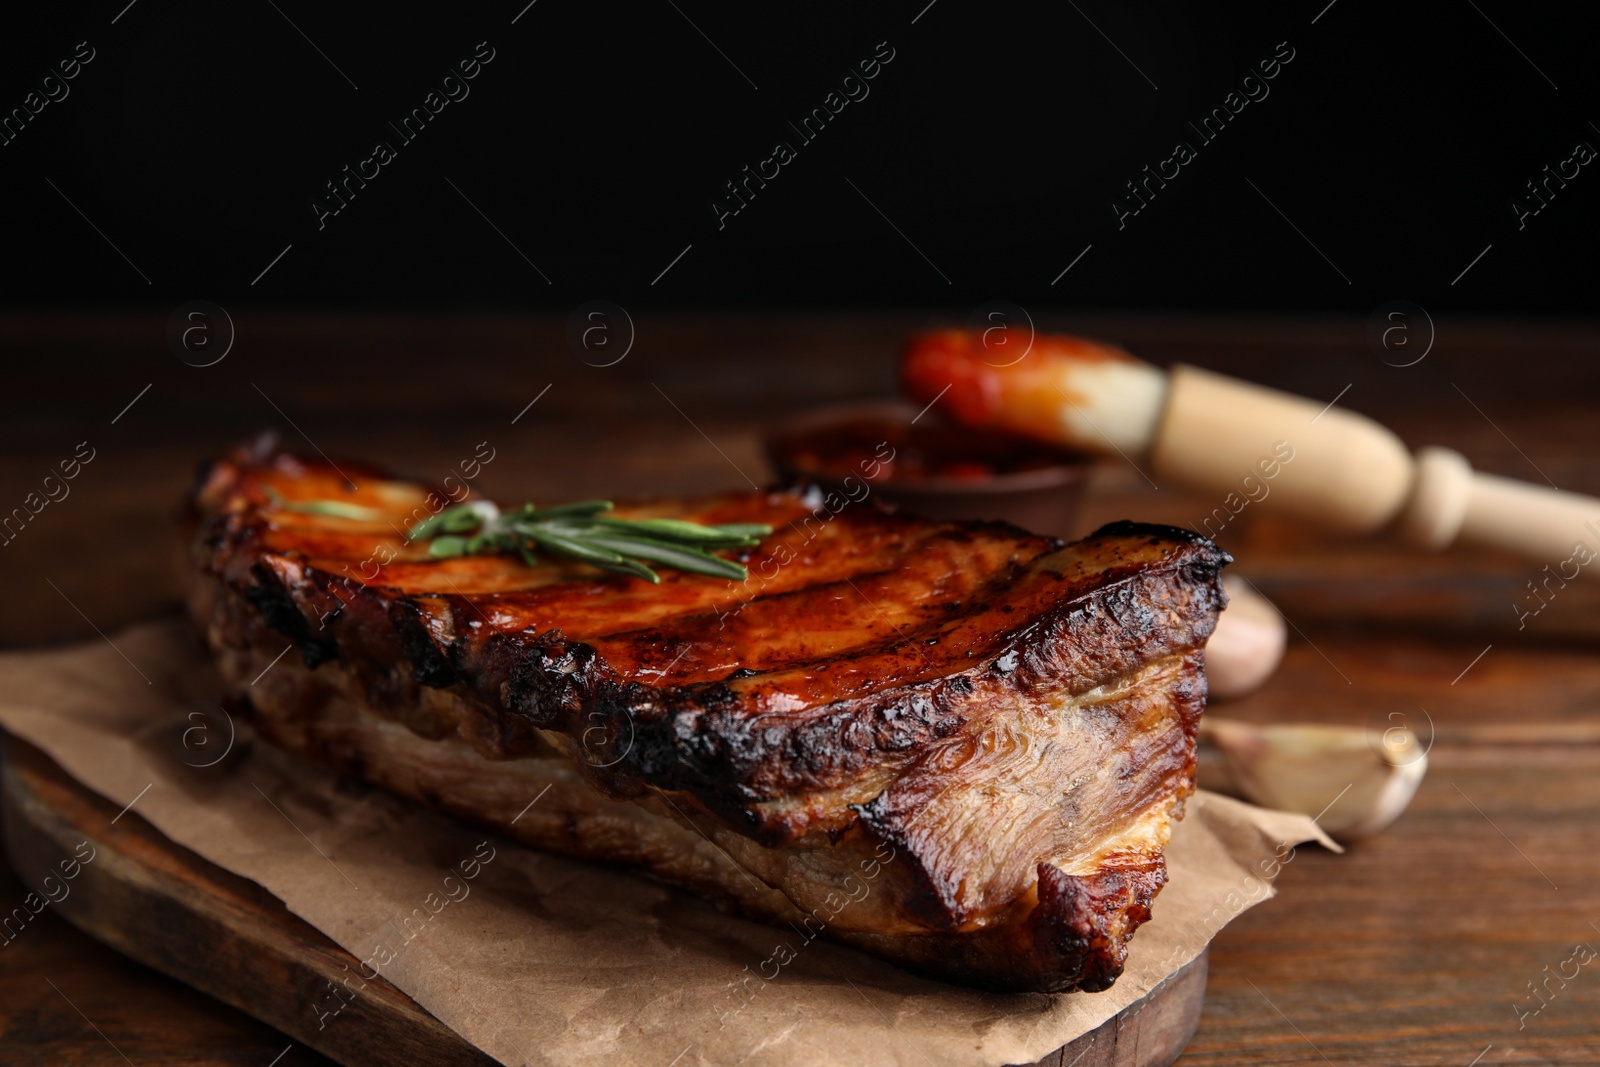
[765, 401, 1092, 536]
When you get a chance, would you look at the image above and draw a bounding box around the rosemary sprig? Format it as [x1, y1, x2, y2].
[265, 487, 771, 583]
[263, 487, 389, 522]
[406, 500, 770, 583]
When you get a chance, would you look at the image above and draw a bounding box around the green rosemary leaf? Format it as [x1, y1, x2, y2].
[582, 536, 749, 580]
[273, 496, 388, 522]
[524, 529, 663, 583]
[407, 512, 449, 541]
[428, 535, 470, 558]
[595, 557, 661, 583]
[525, 500, 614, 519]
[703, 523, 774, 540]
[409, 503, 488, 541]
[595, 517, 770, 546]
[441, 507, 486, 533]
[522, 528, 626, 565]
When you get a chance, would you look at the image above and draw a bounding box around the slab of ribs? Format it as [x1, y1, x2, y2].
[184, 441, 1229, 993]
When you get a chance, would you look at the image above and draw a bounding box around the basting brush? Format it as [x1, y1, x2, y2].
[903, 329, 1600, 565]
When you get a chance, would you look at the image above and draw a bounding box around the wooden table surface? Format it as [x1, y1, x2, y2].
[2, 311, 1598, 1065]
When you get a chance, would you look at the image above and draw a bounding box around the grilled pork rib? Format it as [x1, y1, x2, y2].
[184, 442, 1229, 993]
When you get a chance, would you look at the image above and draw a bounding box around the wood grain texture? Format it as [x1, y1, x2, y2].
[0, 842, 338, 1067]
[2, 311, 1598, 1064]
[1028, 955, 1206, 1067]
[0, 736, 497, 1067]
[0, 735, 1203, 1067]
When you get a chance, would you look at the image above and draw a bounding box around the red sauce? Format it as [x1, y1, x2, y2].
[772, 416, 1082, 484]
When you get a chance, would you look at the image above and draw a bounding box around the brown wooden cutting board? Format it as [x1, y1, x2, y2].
[0, 734, 1206, 1067]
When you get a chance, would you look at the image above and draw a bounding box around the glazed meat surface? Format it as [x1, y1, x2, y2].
[184, 441, 1230, 993]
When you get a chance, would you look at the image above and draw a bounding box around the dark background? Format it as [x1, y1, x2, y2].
[0, 0, 1593, 312]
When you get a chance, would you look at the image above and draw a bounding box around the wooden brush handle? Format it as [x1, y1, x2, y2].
[1147, 364, 1414, 534]
[1401, 450, 1600, 561]
[1149, 364, 1600, 563]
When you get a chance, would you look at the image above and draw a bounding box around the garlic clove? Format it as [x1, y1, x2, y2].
[1206, 574, 1288, 700]
[1198, 716, 1427, 840]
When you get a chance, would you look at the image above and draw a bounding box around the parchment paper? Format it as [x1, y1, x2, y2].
[0, 620, 1336, 1067]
